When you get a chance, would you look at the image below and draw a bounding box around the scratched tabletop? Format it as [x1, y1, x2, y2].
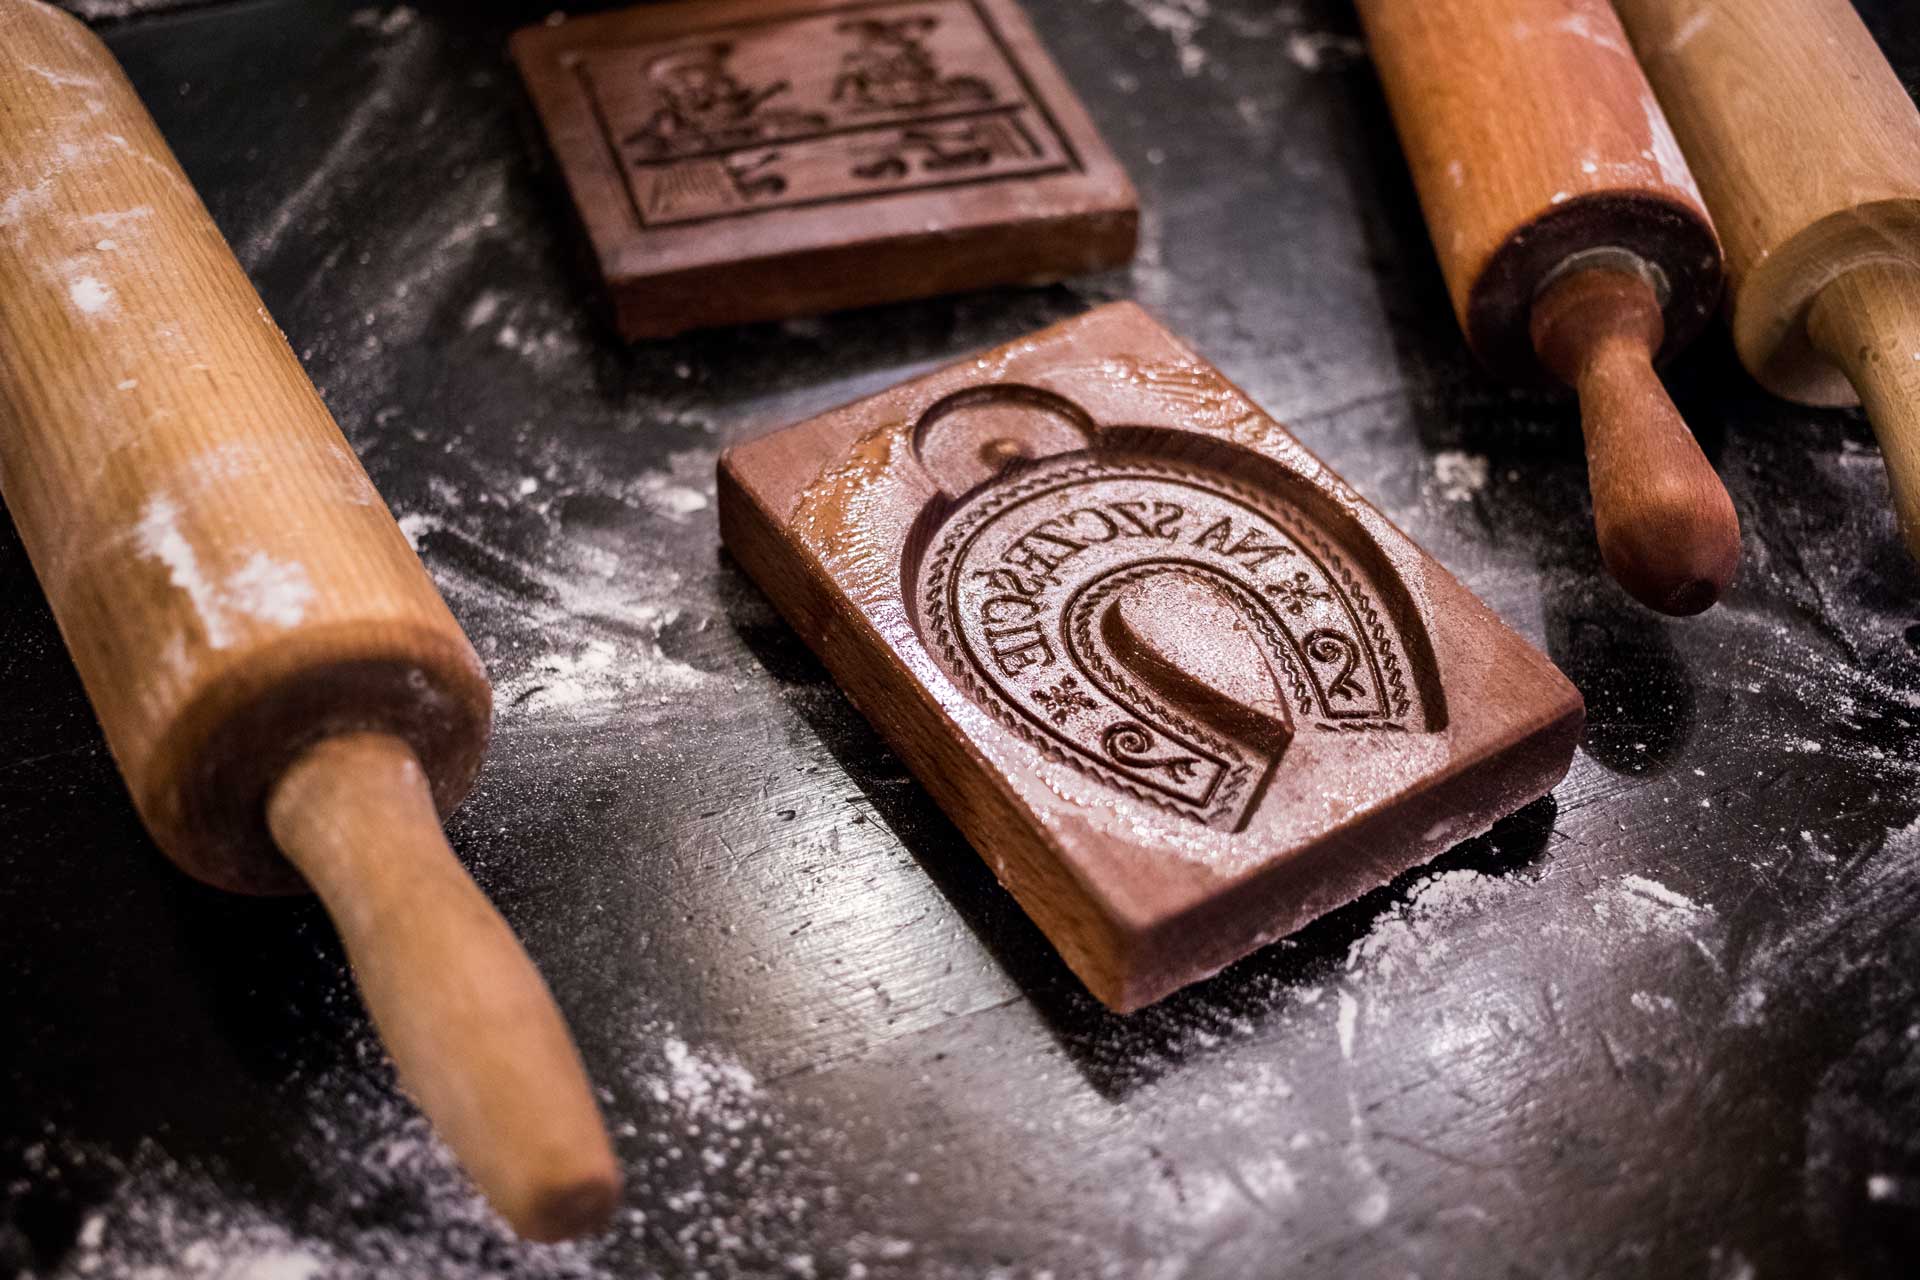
[4, 1, 1919, 1277]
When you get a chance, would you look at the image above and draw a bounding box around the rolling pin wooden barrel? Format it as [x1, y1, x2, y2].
[1615, 0, 1920, 560]
[1354, 0, 1741, 615]
[0, 0, 617, 1240]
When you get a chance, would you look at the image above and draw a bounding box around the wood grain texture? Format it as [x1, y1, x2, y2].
[719, 302, 1584, 1011]
[7, 5, 1920, 1273]
[1530, 267, 1741, 613]
[1615, 0, 1920, 560]
[1807, 262, 1920, 557]
[511, 0, 1136, 340]
[1353, 0, 1721, 380]
[268, 734, 620, 1243]
[1615, 0, 1920, 407]
[0, 0, 616, 1240]
[1354, 0, 1736, 614]
[0, 0, 490, 890]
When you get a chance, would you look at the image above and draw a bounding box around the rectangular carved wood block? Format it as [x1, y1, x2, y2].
[511, 0, 1137, 340]
[718, 304, 1584, 1011]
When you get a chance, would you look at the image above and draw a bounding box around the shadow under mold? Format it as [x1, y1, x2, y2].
[721, 547, 1561, 1102]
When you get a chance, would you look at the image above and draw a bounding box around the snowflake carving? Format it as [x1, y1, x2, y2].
[1033, 675, 1097, 724]
[1265, 570, 1332, 615]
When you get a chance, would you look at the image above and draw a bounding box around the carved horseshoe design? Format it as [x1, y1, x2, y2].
[917, 445, 1443, 832]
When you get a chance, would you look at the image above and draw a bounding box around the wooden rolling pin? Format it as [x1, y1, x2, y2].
[0, 1, 617, 1240]
[1355, 0, 1741, 615]
[1615, 0, 1920, 560]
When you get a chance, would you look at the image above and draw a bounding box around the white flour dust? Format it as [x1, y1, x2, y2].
[1431, 450, 1489, 502]
[1335, 989, 1359, 1061]
[31, 1021, 862, 1279]
[1285, 31, 1365, 71]
[1590, 874, 1709, 935]
[1346, 868, 1518, 985]
[55, 0, 209, 15]
[348, 5, 416, 36]
[134, 495, 315, 649]
[1123, 0, 1212, 77]
[66, 275, 115, 316]
[223, 551, 317, 629]
[1665, 8, 1713, 53]
[390, 430, 722, 727]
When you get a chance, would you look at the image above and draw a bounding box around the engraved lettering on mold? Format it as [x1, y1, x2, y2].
[920, 453, 1427, 831]
[577, 0, 1078, 227]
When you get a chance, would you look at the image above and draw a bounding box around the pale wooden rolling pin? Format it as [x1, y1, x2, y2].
[1356, 0, 1741, 615]
[0, 0, 618, 1240]
[1615, 0, 1920, 559]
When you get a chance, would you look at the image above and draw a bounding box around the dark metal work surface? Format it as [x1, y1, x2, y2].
[3, 1, 1919, 1276]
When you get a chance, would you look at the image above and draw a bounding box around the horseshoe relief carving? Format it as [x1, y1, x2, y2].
[913, 411, 1444, 835]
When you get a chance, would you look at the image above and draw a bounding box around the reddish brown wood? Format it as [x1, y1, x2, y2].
[511, 0, 1136, 340]
[719, 303, 1584, 1012]
[1530, 267, 1741, 614]
[1353, 0, 1721, 378]
[1354, 0, 1740, 615]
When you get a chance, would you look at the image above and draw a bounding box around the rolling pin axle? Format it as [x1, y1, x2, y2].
[1356, 0, 1740, 613]
[1616, 0, 1920, 559]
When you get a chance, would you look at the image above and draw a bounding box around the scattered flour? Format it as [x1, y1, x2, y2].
[221, 1246, 329, 1279]
[1728, 982, 1768, 1027]
[1591, 874, 1709, 935]
[67, 275, 115, 316]
[1335, 989, 1359, 1061]
[33, 1022, 857, 1279]
[55, 0, 206, 16]
[1664, 7, 1713, 53]
[134, 495, 314, 649]
[1342, 1094, 1390, 1228]
[1553, 10, 1630, 56]
[650, 1037, 761, 1132]
[223, 551, 318, 630]
[395, 511, 433, 551]
[463, 289, 502, 331]
[1285, 31, 1365, 72]
[0, 178, 56, 240]
[1123, 0, 1211, 77]
[23, 62, 102, 91]
[494, 631, 707, 721]
[1431, 450, 1489, 502]
[348, 5, 417, 35]
[1640, 91, 1703, 199]
[1346, 868, 1517, 984]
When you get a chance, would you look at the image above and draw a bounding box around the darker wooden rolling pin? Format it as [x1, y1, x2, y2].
[1355, 0, 1741, 615]
[1616, 0, 1920, 560]
[0, 1, 617, 1240]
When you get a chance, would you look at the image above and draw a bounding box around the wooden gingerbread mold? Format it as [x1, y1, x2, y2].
[513, 0, 1136, 339]
[721, 304, 1582, 1010]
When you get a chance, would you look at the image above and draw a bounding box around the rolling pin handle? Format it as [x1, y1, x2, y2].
[1531, 267, 1742, 615]
[267, 733, 621, 1242]
[1806, 261, 1920, 562]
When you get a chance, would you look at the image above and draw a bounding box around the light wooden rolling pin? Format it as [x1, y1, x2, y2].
[0, 1, 617, 1240]
[1356, 0, 1741, 615]
[1615, 0, 1920, 560]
